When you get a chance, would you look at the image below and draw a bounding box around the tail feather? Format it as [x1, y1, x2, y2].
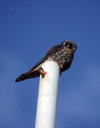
[15, 70, 40, 82]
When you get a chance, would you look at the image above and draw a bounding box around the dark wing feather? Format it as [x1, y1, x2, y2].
[16, 44, 64, 82]
[28, 44, 63, 72]
[46, 44, 63, 56]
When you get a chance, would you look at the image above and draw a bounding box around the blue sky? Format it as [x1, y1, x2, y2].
[0, 0, 100, 128]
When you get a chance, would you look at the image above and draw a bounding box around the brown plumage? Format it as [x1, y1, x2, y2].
[16, 40, 77, 82]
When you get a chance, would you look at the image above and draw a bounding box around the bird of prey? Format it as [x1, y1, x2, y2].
[16, 40, 77, 82]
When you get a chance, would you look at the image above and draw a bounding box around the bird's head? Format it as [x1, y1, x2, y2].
[62, 40, 77, 52]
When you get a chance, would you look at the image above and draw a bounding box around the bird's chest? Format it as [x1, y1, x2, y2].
[50, 48, 72, 64]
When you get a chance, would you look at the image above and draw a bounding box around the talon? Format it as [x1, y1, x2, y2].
[39, 67, 46, 78]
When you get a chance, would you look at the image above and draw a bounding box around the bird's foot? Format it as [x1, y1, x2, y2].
[39, 67, 46, 78]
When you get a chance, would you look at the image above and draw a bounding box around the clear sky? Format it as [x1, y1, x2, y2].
[0, 0, 100, 128]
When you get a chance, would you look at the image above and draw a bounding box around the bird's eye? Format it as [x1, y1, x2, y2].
[67, 43, 72, 48]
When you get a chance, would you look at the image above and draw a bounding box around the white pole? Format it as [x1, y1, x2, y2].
[35, 60, 60, 128]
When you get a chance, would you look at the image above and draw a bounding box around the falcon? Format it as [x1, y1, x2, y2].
[16, 40, 77, 82]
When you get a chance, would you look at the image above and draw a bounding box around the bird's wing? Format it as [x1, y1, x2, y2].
[28, 44, 63, 72]
[16, 44, 64, 82]
[46, 44, 63, 56]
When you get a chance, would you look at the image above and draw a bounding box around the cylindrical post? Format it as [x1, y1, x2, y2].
[35, 60, 60, 128]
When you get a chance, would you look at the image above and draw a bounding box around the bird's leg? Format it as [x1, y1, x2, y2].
[39, 67, 46, 78]
[59, 64, 63, 69]
[58, 64, 63, 76]
[59, 64, 63, 76]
